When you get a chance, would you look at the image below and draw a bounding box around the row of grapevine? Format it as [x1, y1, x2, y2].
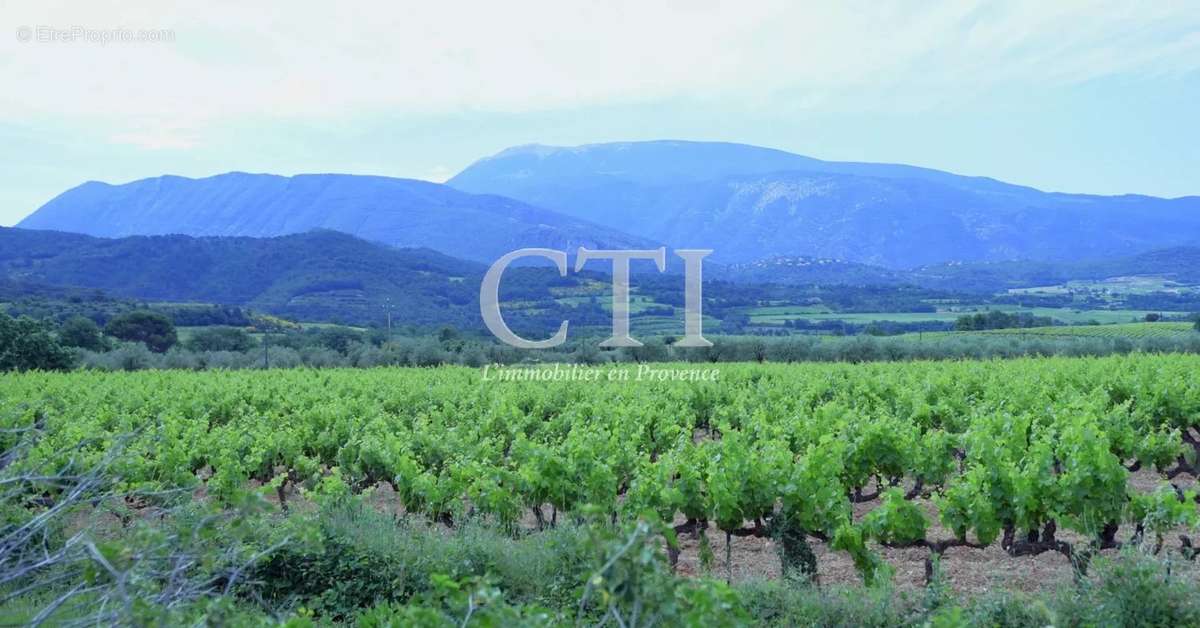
[978, 322, 1195, 339]
[3, 354, 1200, 582]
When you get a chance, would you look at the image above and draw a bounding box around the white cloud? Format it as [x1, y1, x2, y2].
[2, 0, 1198, 131]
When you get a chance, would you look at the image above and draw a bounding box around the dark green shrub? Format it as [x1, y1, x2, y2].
[104, 310, 177, 352]
[186, 326, 256, 352]
[0, 312, 74, 371]
[58, 315, 107, 351]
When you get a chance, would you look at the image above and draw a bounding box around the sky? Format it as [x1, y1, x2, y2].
[1, 0, 1199, 226]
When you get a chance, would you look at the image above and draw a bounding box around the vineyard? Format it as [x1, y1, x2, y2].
[976, 322, 1196, 340]
[4, 354, 1200, 597]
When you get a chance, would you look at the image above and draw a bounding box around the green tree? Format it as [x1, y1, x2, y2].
[436, 325, 460, 344]
[58, 315, 107, 351]
[105, 310, 177, 353]
[316, 326, 363, 354]
[0, 313, 75, 371]
[186, 326, 255, 352]
[628, 338, 670, 363]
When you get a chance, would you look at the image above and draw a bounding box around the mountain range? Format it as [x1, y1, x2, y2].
[14, 139, 1200, 276]
[448, 141, 1200, 267]
[17, 172, 654, 264]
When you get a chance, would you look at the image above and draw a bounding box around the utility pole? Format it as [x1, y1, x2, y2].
[263, 323, 270, 369]
[384, 298, 393, 336]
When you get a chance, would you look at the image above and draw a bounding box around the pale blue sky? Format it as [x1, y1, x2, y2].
[2, 1, 1198, 226]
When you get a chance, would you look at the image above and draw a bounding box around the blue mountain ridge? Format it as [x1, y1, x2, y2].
[449, 140, 1200, 268]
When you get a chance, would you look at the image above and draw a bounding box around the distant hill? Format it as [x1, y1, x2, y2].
[0, 227, 489, 327]
[5, 226, 1195, 335]
[17, 172, 656, 264]
[721, 246, 1200, 293]
[909, 246, 1200, 292]
[449, 140, 1200, 268]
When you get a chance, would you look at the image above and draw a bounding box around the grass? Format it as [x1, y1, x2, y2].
[298, 322, 367, 331]
[744, 305, 832, 316]
[255, 502, 594, 616]
[555, 294, 664, 314]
